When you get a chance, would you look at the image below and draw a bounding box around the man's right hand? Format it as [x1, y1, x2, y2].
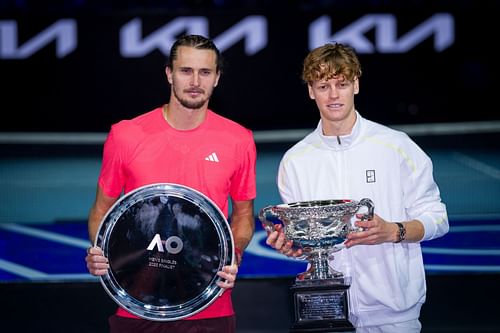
[265, 224, 303, 258]
[85, 246, 109, 276]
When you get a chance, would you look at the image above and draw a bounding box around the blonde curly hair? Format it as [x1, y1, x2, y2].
[302, 42, 362, 84]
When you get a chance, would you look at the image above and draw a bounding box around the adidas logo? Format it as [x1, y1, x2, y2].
[205, 152, 219, 162]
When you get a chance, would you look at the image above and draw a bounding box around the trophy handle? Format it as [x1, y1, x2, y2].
[357, 198, 375, 220]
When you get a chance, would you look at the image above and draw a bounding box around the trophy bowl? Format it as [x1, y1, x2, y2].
[259, 198, 374, 282]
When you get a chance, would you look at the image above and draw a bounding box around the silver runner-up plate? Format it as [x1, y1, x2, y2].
[95, 183, 234, 321]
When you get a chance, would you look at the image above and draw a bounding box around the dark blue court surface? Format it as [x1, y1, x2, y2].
[1, 216, 499, 282]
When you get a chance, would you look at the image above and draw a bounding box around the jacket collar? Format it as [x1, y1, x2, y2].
[316, 111, 362, 150]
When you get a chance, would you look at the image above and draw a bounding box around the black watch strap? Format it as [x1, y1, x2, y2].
[395, 222, 406, 243]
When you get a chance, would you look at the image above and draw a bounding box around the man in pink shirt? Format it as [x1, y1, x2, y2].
[85, 34, 257, 333]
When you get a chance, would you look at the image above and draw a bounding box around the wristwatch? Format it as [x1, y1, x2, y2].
[395, 222, 406, 243]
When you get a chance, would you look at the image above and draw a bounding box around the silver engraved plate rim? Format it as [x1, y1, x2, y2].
[95, 182, 234, 321]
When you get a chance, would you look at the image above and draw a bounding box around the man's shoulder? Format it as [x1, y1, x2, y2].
[363, 117, 411, 141]
[111, 108, 160, 132]
[115, 108, 159, 126]
[361, 117, 428, 157]
[208, 110, 253, 137]
[107, 108, 162, 146]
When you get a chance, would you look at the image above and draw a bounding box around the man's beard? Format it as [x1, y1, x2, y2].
[173, 87, 212, 109]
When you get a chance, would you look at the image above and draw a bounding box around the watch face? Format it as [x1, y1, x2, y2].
[95, 183, 234, 321]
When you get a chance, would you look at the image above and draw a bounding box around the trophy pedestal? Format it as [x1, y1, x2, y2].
[290, 278, 355, 333]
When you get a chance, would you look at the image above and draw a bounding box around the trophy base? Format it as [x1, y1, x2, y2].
[290, 278, 355, 333]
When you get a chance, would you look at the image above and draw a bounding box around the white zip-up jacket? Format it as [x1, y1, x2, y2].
[277, 112, 449, 327]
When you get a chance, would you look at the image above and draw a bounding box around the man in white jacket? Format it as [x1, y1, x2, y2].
[266, 42, 449, 332]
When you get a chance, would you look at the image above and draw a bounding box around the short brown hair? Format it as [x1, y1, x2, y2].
[168, 34, 224, 73]
[302, 42, 362, 84]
